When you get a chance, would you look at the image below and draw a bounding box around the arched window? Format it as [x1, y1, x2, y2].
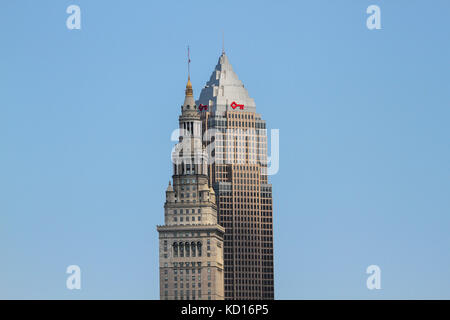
[197, 241, 202, 257]
[185, 242, 190, 257]
[180, 242, 184, 257]
[191, 242, 196, 257]
[173, 243, 178, 258]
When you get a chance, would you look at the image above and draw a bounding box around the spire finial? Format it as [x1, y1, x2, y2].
[185, 77, 193, 97]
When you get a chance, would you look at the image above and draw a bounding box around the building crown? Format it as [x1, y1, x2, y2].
[196, 52, 256, 113]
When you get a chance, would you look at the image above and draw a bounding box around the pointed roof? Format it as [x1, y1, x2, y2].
[183, 76, 196, 108]
[196, 53, 256, 113]
[185, 77, 193, 97]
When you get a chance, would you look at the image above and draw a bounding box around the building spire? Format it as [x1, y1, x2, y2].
[185, 46, 193, 97]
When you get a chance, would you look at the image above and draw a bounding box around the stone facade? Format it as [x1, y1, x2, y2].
[157, 78, 225, 300]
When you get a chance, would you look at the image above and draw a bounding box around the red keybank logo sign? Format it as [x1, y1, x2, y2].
[231, 101, 244, 110]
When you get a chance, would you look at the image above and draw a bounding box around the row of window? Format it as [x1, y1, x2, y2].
[171, 231, 211, 237]
[172, 216, 201, 222]
[175, 178, 196, 185]
[220, 216, 262, 222]
[227, 121, 266, 129]
[164, 289, 212, 300]
[223, 266, 273, 273]
[173, 242, 202, 258]
[204, 129, 267, 140]
[173, 261, 202, 267]
[228, 113, 254, 120]
[169, 280, 207, 289]
[171, 208, 201, 214]
[177, 185, 196, 191]
[178, 192, 196, 198]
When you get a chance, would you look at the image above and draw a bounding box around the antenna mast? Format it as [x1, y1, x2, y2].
[222, 31, 225, 54]
[187, 45, 191, 78]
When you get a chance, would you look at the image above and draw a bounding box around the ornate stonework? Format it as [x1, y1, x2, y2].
[157, 79, 225, 300]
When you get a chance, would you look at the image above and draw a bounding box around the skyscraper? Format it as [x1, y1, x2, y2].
[197, 52, 275, 300]
[157, 77, 225, 300]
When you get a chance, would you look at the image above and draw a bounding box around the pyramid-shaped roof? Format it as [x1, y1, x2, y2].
[196, 53, 256, 114]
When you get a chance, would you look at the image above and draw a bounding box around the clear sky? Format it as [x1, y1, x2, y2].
[1, 0, 449, 299]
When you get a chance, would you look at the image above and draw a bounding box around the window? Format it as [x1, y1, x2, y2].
[191, 242, 196, 257]
[197, 242, 202, 257]
[185, 242, 190, 257]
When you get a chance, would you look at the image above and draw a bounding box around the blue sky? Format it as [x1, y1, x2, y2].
[1, 0, 449, 299]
